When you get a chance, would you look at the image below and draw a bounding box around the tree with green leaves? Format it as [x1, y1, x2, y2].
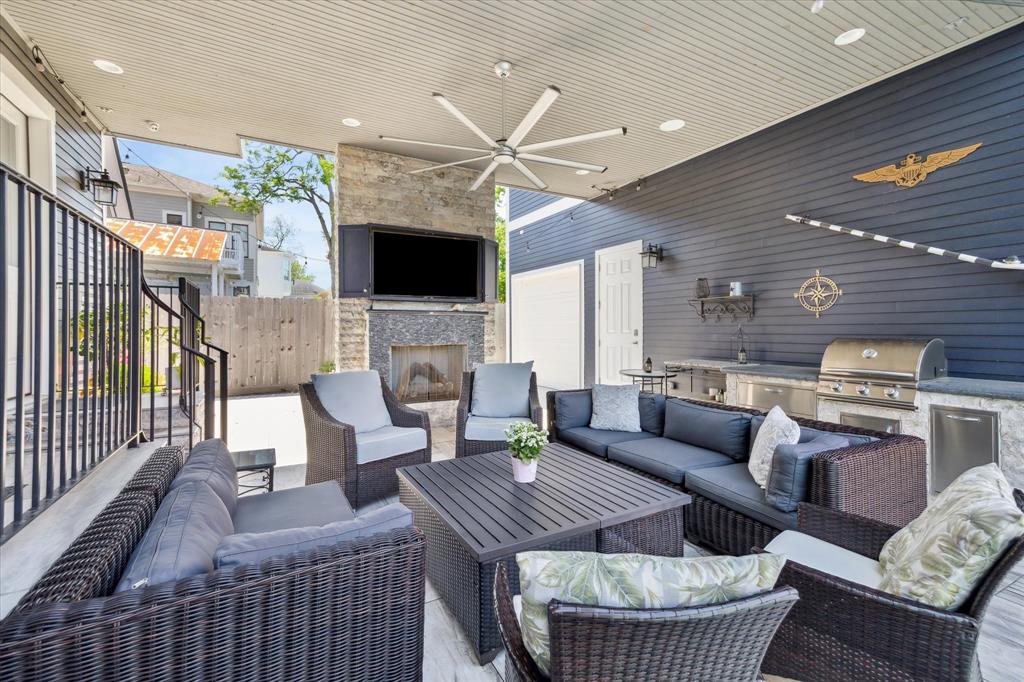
[290, 259, 315, 282]
[495, 185, 508, 303]
[213, 144, 336, 292]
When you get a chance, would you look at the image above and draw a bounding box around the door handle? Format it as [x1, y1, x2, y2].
[944, 414, 981, 422]
[762, 387, 783, 394]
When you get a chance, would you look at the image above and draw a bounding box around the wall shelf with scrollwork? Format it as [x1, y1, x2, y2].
[687, 295, 755, 322]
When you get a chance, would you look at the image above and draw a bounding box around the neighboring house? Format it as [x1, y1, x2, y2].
[255, 245, 295, 298]
[105, 219, 231, 295]
[121, 163, 263, 295]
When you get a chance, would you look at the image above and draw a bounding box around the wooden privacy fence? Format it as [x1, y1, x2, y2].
[201, 296, 335, 395]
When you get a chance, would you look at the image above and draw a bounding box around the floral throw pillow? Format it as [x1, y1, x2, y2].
[589, 383, 642, 432]
[878, 463, 1024, 610]
[515, 550, 786, 675]
[748, 405, 800, 488]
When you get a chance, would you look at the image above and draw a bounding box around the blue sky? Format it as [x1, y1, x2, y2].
[117, 139, 334, 287]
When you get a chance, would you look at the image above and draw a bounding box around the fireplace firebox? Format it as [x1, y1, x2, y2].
[391, 344, 467, 403]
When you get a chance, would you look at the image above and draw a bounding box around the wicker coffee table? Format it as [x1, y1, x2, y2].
[397, 441, 691, 664]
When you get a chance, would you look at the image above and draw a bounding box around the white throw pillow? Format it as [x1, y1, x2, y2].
[589, 383, 641, 432]
[516, 550, 787, 675]
[878, 463, 1024, 610]
[748, 406, 800, 488]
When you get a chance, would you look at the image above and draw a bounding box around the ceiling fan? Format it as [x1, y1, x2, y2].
[379, 61, 626, 191]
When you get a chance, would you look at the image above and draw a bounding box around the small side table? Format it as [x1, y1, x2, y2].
[619, 369, 677, 395]
[232, 448, 277, 496]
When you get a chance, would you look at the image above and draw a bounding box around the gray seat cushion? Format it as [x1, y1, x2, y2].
[215, 503, 413, 569]
[555, 391, 592, 431]
[766, 434, 850, 512]
[607, 438, 734, 485]
[750, 415, 879, 453]
[356, 425, 428, 463]
[170, 438, 238, 515]
[471, 362, 534, 417]
[232, 481, 354, 535]
[559, 426, 657, 458]
[685, 463, 797, 531]
[465, 416, 532, 442]
[664, 400, 753, 461]
[116, 481, 233, 592]
[312, 370, 392, 433]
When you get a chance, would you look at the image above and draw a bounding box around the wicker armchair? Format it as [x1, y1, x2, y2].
[300, 372, 431, 508]
[762, 497, 1024, 682]
[456, 370, 543, 458]
[493, 561, 798, 682]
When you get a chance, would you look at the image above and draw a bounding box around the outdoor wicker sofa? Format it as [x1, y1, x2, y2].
[300, 371, 431, 507]
[547, 390, 927, 556]
[456, 369, 543, 458]
[493, 561, 798, 681]
[0, 443, 427, 682]
[761, 497, 1024, 682]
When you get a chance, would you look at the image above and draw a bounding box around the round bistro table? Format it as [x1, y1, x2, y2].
[619, 369, 677, 394]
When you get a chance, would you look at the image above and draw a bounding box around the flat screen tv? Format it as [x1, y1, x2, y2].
[371, 229, 481, 300]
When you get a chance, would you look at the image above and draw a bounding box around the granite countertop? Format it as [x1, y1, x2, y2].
[918, 377, 1024, 401]
[721, 363, 821, 382]
[663, 358, 736, 370]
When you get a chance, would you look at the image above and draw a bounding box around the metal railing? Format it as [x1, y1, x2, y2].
[1, 163, 228, 541]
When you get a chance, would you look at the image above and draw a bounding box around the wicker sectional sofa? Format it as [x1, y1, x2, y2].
[0, 442, 426, 682]
[547, 390, 927, 556]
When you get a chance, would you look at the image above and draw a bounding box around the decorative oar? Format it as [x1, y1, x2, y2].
[785, 215, 1024, 270]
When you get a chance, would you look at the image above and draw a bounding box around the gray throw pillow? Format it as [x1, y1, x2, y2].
[170, 438, 238, 515]
[471, 362, 533, 418]
[766, 434, 850, 512]
[214, 503, 413, 568]
[750, 416, 879, 452]
[663, 400, 753, 460]
[638, 393, 666, 435]
[312, 370, 392, 433]
[555, 391, 593, 431]
[589, 384, 642, 432]
[116, 481, 233, 592]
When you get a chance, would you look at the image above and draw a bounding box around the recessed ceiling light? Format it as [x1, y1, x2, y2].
[342, 118, 361, 127]
[97, 105, 114, 114]
[575, 169, 590, 175]
[834, 28, 866, 46]
[146, 120, 160, 132]
[659, 119, 685, 132]
[93, 59, 123, 74]
[810, 0, 825, 14]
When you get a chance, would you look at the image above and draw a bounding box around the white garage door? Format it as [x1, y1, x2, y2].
[510, 262, 583, 390]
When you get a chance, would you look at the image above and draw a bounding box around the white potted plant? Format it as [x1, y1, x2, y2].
[505, 421, 548, 483]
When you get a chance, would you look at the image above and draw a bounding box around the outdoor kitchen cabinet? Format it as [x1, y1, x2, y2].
[930, 405, 999, 493]
[735, 379, 817, 419]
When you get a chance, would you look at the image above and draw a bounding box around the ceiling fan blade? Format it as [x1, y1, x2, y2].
[378, 136, 490, 153]
[512, 160, 548, 190]
[469, 161, 499, 191]
[505, 86, 560, 148]
[408, 155, 493, 175]
[517, 127, 626, 153]
[516, 154, 607, 173]
[433, 93, 498, 148]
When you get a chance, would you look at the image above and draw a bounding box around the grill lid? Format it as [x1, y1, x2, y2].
[819, 338, 947, 382]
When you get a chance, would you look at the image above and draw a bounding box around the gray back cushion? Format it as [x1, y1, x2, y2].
[589, 384, 642, 432]
[170, 438, 238, 515]
[471, 362, 533, 418]
[750, 415, 878, 453]
[555, 391, 593, 431]
[312, 370, 392, 433]
[214, 503, 413, 569]
[663, 400, 753, 461]
[766, 434, 850, 512]
[638, 393, 666, 435]
[116, 481, 233, 592]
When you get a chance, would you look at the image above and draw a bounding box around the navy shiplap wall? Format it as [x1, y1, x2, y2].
[509, 27, 1024, 384]
[509, 189, 563, 220]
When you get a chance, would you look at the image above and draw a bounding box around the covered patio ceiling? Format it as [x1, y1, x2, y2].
[4, 0, 1022, 198]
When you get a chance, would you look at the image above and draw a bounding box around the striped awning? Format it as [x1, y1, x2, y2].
[105, 219, 226, 262]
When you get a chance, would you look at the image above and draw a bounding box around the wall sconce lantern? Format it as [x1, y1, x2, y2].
[80, 167, 121, 206]
[640, 242, 663, 269]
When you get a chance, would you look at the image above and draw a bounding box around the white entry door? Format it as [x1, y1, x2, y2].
[596, 241, 643, 384]
[510, 262, 583, 390]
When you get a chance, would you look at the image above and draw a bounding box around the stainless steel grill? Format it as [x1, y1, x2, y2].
[817, 338, 947, 410]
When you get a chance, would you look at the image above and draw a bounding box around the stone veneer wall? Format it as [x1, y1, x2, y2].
[332, 145, 499, 423]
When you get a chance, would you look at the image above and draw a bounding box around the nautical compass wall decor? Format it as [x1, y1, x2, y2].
[794, 269, 843, 318]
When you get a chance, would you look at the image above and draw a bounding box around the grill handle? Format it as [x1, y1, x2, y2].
[821, 368, 917, 379]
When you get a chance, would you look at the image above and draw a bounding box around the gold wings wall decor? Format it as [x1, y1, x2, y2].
[853, 143, 981, 188]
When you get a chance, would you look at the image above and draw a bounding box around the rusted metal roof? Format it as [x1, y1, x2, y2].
[105, 219, 226, 262]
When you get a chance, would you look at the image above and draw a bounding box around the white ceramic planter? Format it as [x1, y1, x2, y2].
[511, 457, 538, 483]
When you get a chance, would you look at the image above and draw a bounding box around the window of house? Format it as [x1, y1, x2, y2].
[231, 223, 250, 257]
[207, 220, 227, 231]
[163, 210, 185, 225]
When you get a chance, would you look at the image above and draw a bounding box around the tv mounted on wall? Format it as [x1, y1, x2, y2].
[370, 228, 482, 301]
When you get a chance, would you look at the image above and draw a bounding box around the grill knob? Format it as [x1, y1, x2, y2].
[884, 387, 899, 399]
[830, 382, 843, 392]
[856, 385, 870, 396]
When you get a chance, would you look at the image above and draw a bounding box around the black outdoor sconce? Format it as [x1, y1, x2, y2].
[640, 242, 663, 269]
[80, 167, 121, 206]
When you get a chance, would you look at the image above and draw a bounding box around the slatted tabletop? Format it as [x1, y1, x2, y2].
[397, 442, 691, 562]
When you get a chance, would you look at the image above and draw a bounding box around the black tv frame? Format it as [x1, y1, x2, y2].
[368, 224, 484, 303]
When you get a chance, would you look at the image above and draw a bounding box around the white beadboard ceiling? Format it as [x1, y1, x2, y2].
[4, 0, 1022, 198]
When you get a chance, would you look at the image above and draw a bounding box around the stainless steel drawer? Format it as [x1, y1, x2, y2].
[930, 406, 999, 493]
[736, 380, 817, 418]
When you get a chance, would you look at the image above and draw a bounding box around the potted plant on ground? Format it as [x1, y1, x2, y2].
[506, 421, 548, 483]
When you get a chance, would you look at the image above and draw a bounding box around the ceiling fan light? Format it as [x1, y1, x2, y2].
[342, 117, 361, 127]
[834, 28, 866, 46]
[93, 59, 123, 74]
[575, 169, 590, 175]
[659, 119, 685, 132]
